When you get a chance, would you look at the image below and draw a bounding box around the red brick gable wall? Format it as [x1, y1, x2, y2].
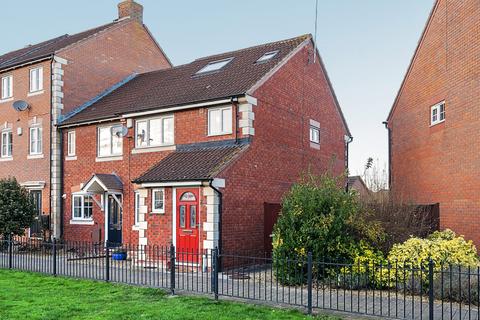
[0, 60, 52, 215]
[218, 42, 348, 254]
[388, 0, 480, 246]
[58, 20, 171, 113]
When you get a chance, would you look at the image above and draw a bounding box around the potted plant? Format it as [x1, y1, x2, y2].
[112, 248, 127, 261]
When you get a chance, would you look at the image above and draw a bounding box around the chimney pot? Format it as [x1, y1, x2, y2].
[118, 0, 143, 23]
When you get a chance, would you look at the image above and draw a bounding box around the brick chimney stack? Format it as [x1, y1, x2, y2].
[118, 0, 143, 23]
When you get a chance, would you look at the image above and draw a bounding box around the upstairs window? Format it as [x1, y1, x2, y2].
[136, 116, 174, 148]
[29, 126, 43, 155]
[98, 125, 123, 157]
[1, 75, 13, 99]
[29, 67, 43, 93]
[67, 131, 76, 157]
[196, 58, 233, 75]
[256, 50, 279, 63]
[208, 106, 233, 136]
[72, 194, 93, 220]
[1, 130, 12, 158]
[431, 101, 445, 126]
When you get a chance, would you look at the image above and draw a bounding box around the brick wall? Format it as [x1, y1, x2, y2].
[0, 60, 52, 215]
[219, 42, 348, 254]
[388, 0, 480, 246]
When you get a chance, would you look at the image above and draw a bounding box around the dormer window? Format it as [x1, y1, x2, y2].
[196, 58, 233, 75]
[256, 50, 279, 63]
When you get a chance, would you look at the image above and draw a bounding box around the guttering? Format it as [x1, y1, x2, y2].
[139, 181, 204, 188]
[209, 179, 223, 266]
[344, 135, 354, 192]
[0, 55, 52, 73]
[383, 121, 391, 189]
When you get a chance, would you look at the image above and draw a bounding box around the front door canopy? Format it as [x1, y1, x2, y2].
[82, 174, 123, 194]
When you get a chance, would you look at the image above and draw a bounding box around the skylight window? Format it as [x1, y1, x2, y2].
[256, 50, 279, 63]
[196, 58, 233, 74]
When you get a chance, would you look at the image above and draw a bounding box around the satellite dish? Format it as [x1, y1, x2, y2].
[111, 126, 128, 138]
[12, 100, 30, 112]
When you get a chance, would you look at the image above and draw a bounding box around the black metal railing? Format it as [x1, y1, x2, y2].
[0, 236, 479, 320]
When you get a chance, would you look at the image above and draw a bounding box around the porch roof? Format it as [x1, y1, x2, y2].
[82, 174, 123, 193]
[133, 141, 248, 184]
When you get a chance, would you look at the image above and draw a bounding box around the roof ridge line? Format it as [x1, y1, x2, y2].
[193, 34, 311, 61]
[59, 73, 138, 125]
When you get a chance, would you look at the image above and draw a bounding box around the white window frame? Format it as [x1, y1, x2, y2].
[67, 131, 76, 157]
[72, 194, 93, 221]
[196, 57, 234, 75]
[208, 106, 233, 136]
[135, 115, 174, 148]
[134, 191, 141, 225]
[29, 126, 43, 155]
[256, 50, 279, 63]
[310, 126, 320, 144]
[1, 75, 13, 100]
[430, 101, 445, 126]
[29, 67, 43, 93]
[97, 124, 123, 157]
[151, 188, 165, 214]
[1, 129, 12, 158]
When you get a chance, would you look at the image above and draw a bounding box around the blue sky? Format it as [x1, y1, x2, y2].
[1, 0, 434, 177]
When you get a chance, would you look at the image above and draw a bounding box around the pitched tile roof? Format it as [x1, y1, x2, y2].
[0, 22, 118, 71]
[60, 34, 311, 126]
[133, 141, 249, 183]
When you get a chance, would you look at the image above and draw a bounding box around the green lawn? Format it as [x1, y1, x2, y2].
[0, 270, 340, 320]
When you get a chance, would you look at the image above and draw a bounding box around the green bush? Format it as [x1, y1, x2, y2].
[272, 173, 384, 285]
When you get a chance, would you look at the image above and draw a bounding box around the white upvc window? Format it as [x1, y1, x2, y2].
[29, 67, 43, 93]
[134, 191, 141, 225]
[67, 131, 76, 156]
[135, 115, 174, 148]
[29, 126, 43, 155]
[1, 75, 13, 99]
[1, 130, 12, 158]
[97, 125, 123, 157]
[431, 101, 445, 126]
[152, 188, 165, 214]
[208, 106, 233, 136]
[72, 194, 93, 220]
[310, 126, 320, 144]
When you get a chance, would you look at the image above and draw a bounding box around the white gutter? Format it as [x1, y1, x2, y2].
[140, 181, 203, 188]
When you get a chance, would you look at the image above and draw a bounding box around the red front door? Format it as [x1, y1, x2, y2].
[176, 189, 200, 262]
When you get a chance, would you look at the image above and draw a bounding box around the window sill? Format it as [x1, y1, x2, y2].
[207, 132, 233, 137]
[95, 156, 123, 162]
[131, 145, 176, 154]
[70, 219, 94, 225]
[430, 119, 445, 127]
[0, 97, 13, 104]
[310, 142, 320, 150]
[27, 90, 44, 97]
[27, 154, 44, 160]
[65, 156, 77, 161]
[0, 157, 13, 162]
[151, 211, 165, 215]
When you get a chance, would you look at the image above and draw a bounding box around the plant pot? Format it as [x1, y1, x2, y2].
[112, 252, 127, 261]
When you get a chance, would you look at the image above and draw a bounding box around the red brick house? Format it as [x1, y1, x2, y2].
[58, 35, 351, 255]
[386, 0, 480, 246]
[0, 0, 170, 238]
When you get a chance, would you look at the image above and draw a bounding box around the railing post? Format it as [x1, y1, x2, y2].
[8, 234, 13, 269]
[212, 247, 219, 300]
[170, 243, 176, 295]
[52, 238, 57, 276]
[105, 243, 110, 282]
[428, 259, 434, 320]
[307, 252, 313, 315]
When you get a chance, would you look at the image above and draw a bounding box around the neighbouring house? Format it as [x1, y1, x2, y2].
[58, 34, 352, 256]
[0, 0, 171, 239]
[347, 176, 370, 198]
[385, 0, 480, 246]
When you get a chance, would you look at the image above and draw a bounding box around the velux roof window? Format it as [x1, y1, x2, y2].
[196, 57, 233, 75]
[256, 50, 279, 63]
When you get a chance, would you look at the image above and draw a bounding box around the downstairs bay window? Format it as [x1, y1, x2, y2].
[72, 194, 93, 221]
